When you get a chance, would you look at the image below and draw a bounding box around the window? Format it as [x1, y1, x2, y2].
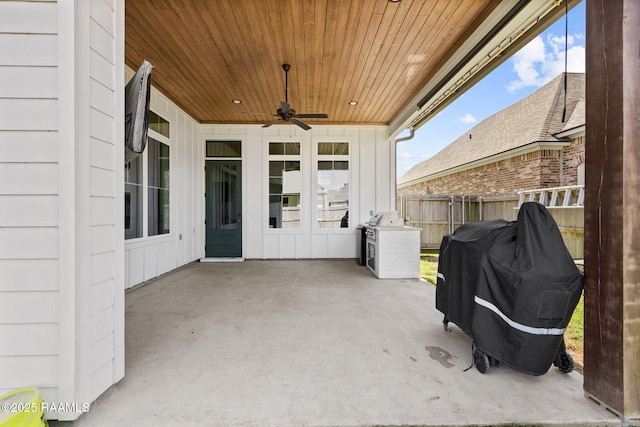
[125, 155, 142, 239]
[148, 111, 170, 138]
[206, 140, 241, 158]
[124, 111, 171, 239]
[148, 137, 170, 235]
[268, 142, 301, 229]
[317, 142, 349, 228]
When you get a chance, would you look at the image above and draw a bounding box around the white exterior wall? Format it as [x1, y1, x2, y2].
[0, 0, 125, 420]
[0, 2, 395, 416]
[0, 0, 61, 408]
[123, 69, 203, 289]
[201, 124, 395, 259]
[134, 87, 395, 265]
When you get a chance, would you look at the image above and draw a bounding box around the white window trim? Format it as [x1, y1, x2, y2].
[204, 139, 243, 160]
[125, 125, 172, 242]
[264, 139, 305, 234]
[312, 138, 352, 233]
[146, 131, 171, 237]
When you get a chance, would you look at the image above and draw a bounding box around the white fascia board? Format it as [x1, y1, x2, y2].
[397, 141, 569, 189]
[554, 125, 585, 139]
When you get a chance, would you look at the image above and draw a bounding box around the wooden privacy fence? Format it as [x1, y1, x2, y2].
[397, 186, 584, 259]
[517, 185, 584, 259]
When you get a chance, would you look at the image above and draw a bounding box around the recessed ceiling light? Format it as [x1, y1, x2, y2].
[388, 0, 400, 2]
[349, 101, 358, 106]
[232, 99, 241, 104]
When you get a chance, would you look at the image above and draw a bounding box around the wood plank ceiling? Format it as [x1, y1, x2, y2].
[125, 0, 502, 126]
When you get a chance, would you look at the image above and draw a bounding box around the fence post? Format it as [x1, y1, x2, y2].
[449, 195, 455, 234]
[418, 198, 422, 229]
[461, 195, 465, 225]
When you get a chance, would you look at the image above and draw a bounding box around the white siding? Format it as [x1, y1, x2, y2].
[0, 0, 125, 420]
[0, 324, 58, 356]
[2, 355, 58, 391]
[0, 259, 58, 292]
[0, 131, 58, 163]
[0, 0, 61, 406]
[0, 34, 58, 66]
[84, 0, 124, 405]
[0, 1, 57, 33]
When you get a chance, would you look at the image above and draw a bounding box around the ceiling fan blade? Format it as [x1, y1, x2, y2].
[262, 119, 280, 128]
[291, 118, 311, 131]
[294, 113, 329, 119]
[280, 102, 290, 114]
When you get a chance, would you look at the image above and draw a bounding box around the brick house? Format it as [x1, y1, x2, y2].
[397, 73, 585, 196]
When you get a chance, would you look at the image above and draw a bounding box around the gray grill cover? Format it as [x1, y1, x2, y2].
[124, 60, 152, 163]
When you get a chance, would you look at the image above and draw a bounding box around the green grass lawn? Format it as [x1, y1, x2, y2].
[419, 250, 439, 284]
[420, 253, 584, 371]
[565, 293, 584, 371]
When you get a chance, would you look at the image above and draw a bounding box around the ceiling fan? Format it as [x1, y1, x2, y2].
[249, 63, 328, 130]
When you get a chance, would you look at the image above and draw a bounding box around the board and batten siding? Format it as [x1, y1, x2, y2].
[200, 124, 394, 260]
[123, 67, 203, 289]
[124, 77, 395, 273]
[0, 0, 125, 421]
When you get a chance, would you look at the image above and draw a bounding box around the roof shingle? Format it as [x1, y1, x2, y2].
[398, 72, 585, 185]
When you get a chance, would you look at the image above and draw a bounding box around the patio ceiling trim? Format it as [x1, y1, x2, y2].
[389, 0, 581, 139]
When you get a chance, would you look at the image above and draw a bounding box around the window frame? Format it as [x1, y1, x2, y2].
[265, 140, 304, 233]
[313, 139, 352, 231]
[124, 112, 172, 241]
[147, 136, 170, 236]
[124, 152, 143, 240]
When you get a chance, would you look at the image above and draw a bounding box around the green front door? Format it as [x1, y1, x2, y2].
[205, 160, 242, 257]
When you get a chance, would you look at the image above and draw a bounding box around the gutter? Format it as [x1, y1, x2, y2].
[394, 127, 415, 209]
[395, 127, 415, 144]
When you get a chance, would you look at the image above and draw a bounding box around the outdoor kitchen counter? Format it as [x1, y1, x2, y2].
[366, 225, 421, 279]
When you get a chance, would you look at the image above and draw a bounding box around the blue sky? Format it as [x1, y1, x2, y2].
[396, 1, 586, 179]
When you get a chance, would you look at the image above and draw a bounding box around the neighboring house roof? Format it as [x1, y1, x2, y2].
[398, 72, 585, 186]
[555, 98, 585, 138]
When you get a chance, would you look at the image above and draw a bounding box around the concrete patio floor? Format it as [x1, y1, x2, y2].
[72, 260, 624, 427]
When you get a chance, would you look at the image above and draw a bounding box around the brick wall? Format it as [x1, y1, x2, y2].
[399, 137, 585, 196]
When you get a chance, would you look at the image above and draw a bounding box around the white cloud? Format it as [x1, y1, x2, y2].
[396, 153, 432, 178]
[507, 32, 585, 93]
[507, 36, 547, 92]
[458, 113, 477, 124]
[397, 151, 415, 159]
